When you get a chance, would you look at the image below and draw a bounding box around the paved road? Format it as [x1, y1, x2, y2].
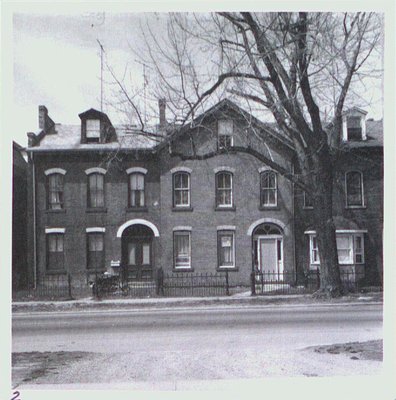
[12, 303, 383, 385]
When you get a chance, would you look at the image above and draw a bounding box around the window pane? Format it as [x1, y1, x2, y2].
[218, 120, 233, 135]
[142, 244, 150, 265]
[48, 174, 63, 209]
[346, 172, 363, 206]
[128, 243, 136, 265]
[175, 233, 190, 266]
[86, 119, 100, 138]
[219, 233, 234, 266]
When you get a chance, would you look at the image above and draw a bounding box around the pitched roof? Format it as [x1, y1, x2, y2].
[27, 124, 160, 152]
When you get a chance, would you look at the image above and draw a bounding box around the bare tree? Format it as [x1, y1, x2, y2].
[110, 12, 382, 297]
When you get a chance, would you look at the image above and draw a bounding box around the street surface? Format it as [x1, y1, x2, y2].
[12, 303, 383, 387]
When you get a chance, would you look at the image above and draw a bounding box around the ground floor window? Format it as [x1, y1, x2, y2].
[217, 231, 235, 268]
[309, 231, 365, 267]
[47, 233, 64, 271]
[87, 233, 104, 270]
[174, 231, 191, 269]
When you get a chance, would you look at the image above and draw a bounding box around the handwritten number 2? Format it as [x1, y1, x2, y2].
[11, 391, 20, 400]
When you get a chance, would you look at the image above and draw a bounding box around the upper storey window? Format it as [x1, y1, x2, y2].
[342, 107, 367, 142]
[218, 120, 234, 150]
[86, 119, 100, 142]
[45, 168, 66, 210]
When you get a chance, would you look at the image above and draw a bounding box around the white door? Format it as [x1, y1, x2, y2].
[259, 237, 283, 274]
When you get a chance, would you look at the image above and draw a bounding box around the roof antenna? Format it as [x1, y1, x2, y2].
[97, 39, 105, 112]
[135, 59, 148, 126]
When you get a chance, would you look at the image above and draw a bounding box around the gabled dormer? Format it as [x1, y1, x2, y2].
[342, 107, 367, 142]
[79, 108, 116, 144]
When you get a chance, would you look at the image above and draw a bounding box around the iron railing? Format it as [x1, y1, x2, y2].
[251, 269, 366, 296]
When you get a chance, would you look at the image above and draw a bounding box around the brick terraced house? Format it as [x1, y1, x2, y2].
[23, 100, 383, 290]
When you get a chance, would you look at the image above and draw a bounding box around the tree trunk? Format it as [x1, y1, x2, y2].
[310, 150, 344, 298]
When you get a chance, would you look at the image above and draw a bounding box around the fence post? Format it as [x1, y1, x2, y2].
[250, 271, 256, 296]
[316, 268, 320, 290]
[225, 270, 230, 296]
[67, 273, 73, 300]
[156, 267, 164, 296]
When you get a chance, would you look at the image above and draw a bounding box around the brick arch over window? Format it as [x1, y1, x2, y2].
[247, 218, 287, 236]
[116, 219, 160, 238]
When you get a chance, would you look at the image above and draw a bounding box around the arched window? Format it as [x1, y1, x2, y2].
[345, 171, 364, 207]
[216, 171, 233, 208]
[87, 173, 105, 208]
[173, 172, 190, 207]
[260, 170, 277, 207]
[47, 173, 64, 210]
[129, 173, 145, 207]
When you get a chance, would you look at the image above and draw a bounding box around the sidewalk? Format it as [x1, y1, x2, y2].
[12, 291, 383, 313]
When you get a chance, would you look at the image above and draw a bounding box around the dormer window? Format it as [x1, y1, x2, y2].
[342, 108, 367, 142]
[218, 120, 234, 150]
[86, 119, 100, 142]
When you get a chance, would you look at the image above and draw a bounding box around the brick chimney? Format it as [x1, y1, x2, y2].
[38, 105, 55, 133]
[159, 98, 166, 127]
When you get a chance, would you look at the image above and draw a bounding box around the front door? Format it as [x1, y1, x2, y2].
[259, 237, 283, 274]
[125, 239, 152, 279]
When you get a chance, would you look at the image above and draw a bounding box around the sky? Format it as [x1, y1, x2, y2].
[9, 10, 385, 147]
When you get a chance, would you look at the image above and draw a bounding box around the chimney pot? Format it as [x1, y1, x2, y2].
[159, 99, 166, 127]
[38, 105, 48, 130]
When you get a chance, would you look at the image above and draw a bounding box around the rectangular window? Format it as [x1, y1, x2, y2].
[216, 172, 233, 207]
[86, 119, 100, 140]
[309, 232, 365, 266]
[47, 233, 64, 271]
[174, 231, 191, 269]
[260, 171, 277, 207]
[129, 173, 145, 207]
[218, 231, 235, 268]
[173, 172, 190, 207]
[87, 233, 104, 270]
[88, 173, 104, 208]
[347, 116, 362, 141]
[346, 171, 364, 207]
[218, 120, 234, 150]
[304, 191, 313, 208]
[48, 174, 64, 210]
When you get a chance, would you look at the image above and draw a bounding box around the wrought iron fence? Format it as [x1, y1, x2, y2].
[159, 271, 230, 297]
[251, 269, 366, 296]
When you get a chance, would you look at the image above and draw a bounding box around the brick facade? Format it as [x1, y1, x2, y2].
[24, 100, 383, 289]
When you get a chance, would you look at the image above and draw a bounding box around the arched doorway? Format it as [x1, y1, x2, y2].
[121, 224, 154, 280]
[253, 223, 284, 274]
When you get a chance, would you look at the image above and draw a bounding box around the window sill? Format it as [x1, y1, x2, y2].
[86, 207, 107, 213]
[217, 267, 238, 272]
[215, 206, 236, 212]
[45, 209, 66, 214]
[259, 205, 279, 211]
[303, 206, 314, 210]
[172, 206, 194, 212]
[126, 206, 148, 212]
[45, 269, 67, 275]
[345, 205, 366, 210]
[173, 267, 194, 272]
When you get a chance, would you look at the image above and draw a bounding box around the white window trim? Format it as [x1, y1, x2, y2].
[126, 167, 148, 175]
[217, 225, 236, 231]
[86, 227, 106, 233]
[216, 171, 233, 208]
[173, 226, 192, 231]
[213, 166, 235, 174]
[85, 167, 107, 175]
[44, 168, 66, 176]
[174, 231, 192, 269]
[345, 171, 365, 208]
[260, 170, 278, 207]
[173, 171, 191, 208]
[86, 119, 101, 138]
[218, 231, 235, 269]
[45, 228, 65, 234]
[170, 166, 192, 174]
